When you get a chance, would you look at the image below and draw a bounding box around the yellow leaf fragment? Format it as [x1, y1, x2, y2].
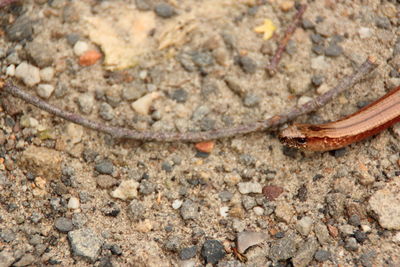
[254, 19, 276, 40]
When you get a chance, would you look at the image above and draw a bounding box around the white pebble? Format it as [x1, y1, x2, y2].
[15, 61, 41, 86]
[253, 206, 264, 216]
[40, 67, 55, 82]
[358, 27, 372, 39]
[131, 92, 160, 115]
[6, 64, 15, 76]
[78, 93, 95, 114]
[73, 41, 89, 56]
[297, 96, 313, 107]
[220, 206, 229, 217]
[238, 182, 262, 194]
[316, 84, 330, 95]
[311, 56, 330, 71]
[37, 84, 55, 99]
[172, 199, 183, 209]
[110, 180, 139, 200]
[20, 115, 39, 129]
[68, 197, 80, 209]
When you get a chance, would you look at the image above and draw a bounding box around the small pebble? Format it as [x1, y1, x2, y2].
[243, 93, 260, 107]
[242, 195, 257, 210]
[296, 216, 314, 236]
[218, 190, 233, 202]
[40, 67, 55, 82]
[96, 175, 118, 189]
[238, 182, 262, 194]
[78, 93, 95, 114]
[131, 92, 160, 115]
[344, 237, 359, 251]
[302, 19, 315, 29]
[298, 96, 313, 106]
[172, 199, 183, 209]
[15, 62, 41, 87]
[358, 27, 372, 39]
[192, 51, 214, 67]
[68, 228, 103, 262]
[127, 199, 145, 221]
[135, 0, 152, 11]
[170, 88, 188, 103]
[238, 55, 257, 74]
[201, 240, 226, 264]
[6, 64, 15, 76]
[311, 75, 324, 87]
[154, 3, 176, 18]
[122, 84, 146, 101]
[68, 197, 80, 209]
[95, 159, 114, 175]
[325, 43, 343, 57]
[54, 217, 74, 233]
[37, 84, 55, 99]
[73, 41, 89, 56]
[6, 16, 33, 41]
[66, 33, 80, 46]
[99, 102, 114, 121]
[253, 206, 264, 216]
[110, 180, 139, 200]
[25, 41, 54, 67]
[179, 246, 197, 260]
[180, 199, 199, 220]
[311, 56, 330, 70]
[237, 231, 267, 253]
[195, 141, 214, 153]
[79, 50, 102, 66]
[314, 249, 331, 262]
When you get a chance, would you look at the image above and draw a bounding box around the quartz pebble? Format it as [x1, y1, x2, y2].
[73, 41, 89, 56]
[131, 92, 160, 115]
[358, 27, 372, 39]
[15, 62, 41, 86]
[37, 84, 55, 99]
[238, 182, 262, 194]
[110, 180, 139, 200]
[297, 96, 313, 107]
[68, 197, 80, 209]
[40, 67, 55, 82]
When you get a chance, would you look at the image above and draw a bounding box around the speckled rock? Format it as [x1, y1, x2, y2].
[269, 233, 297, 261]
[369, 180, 400, 230]
[68, 228, 103, 262]
[201, 240, 226, 264]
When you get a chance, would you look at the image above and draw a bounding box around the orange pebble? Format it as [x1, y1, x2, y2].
[195, 141, 215, 153]
[79, 50, 102, 66]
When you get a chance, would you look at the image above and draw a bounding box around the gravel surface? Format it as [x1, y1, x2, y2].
[0, 0, 400, 266]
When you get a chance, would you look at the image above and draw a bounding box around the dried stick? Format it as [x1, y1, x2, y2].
[266, 4, 307, 73]
[0, 0, 19, 8]
[0, 57, 378, 142]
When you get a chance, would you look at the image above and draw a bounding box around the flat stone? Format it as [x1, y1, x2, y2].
[237, 182, 262, 194]
[369, 180, 400, 230]
[110, 180, 139, 200]
[54, 217, 74, 233]
[179, 246, 197, 260]
[237, 231, 267, 253]
[68, 228, 103, 262]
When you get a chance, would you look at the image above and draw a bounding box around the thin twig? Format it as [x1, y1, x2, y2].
[266, 4, 307, 74]
[0, 0, 19, 8]
[0, 57, 378, 142]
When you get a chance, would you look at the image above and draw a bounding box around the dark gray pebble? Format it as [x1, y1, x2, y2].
[375, 16, 391, 29]
[82, 149, 99, 163]
[201, 240, 226, 264]
[54, 217, 74, 233]
[110, 244, 123, 256]
[99, 102, 114, 121]
[177, 52, 196, 72]
[325, 43, 343, 57]
[312, 44, 325, 55]
[95, 159, 114, 175]
[354, 230, 368, 244]
[329, 147, 346, 157]
[127, 199, 145, 222]
[195, 151, 210, 158]
[310, 33, 324, 44]
[170, 88, 188, 103]
[6, 16, 33, 41]
[154, 3, 176, 18]
[200, 117, 216, 131]
[179, 246, 197, 260]
[238, 56, 257, 74]
[302, 19, 315, 29]
[314, 249, 331, 262]
[348, 214, 361, 227]
[311, 75, 324, 87]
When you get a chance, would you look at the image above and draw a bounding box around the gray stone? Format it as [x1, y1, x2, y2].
[179, 246, 197, 260]
[238, 55, 257, 74]
[170, 88, 188, 103]
[13, 254, 35, 267]
[177, 52, 196, 72]
[95, 159, 114, 175]
[201, 240, 226, 264]
[25, 41, 54, 67]
[218, 191, 233, 202]
[375, 16, 391, 29]
[269, 233, 297, 261]
[192, 105, 210, 121]
[0, 229, 16, 243]
[78, 93, 94, 114]
[127, 199, 145, 221]
[54, 217, 74, 233]
[96, 175, 118, 189]
[344, 237, 359, 251]
[200, 117, 216, 131]
[122, 84, 146, 101]
[314, 249, 331, 262]
[154, 3, 176, 18]
[325, 43, 343, 57]
[180, 199, 199, 220]
[191, 51, 214, 67]
[68, 228, 103, 262]
[243, 93, 260, 107]
[99, 102, 114, 121]
[139, 180, 156, 195]
[292, 238, 318, 267]
[242, 195, 256, 210]
[359, 250, 376, 267]
[6, 16, 33, 41]
[314, 223, 330, 245]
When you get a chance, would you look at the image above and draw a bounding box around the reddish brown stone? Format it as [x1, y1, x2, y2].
[262, 185, 284, 201]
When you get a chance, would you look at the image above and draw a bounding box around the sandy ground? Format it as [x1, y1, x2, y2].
[0, 0, 400, 266]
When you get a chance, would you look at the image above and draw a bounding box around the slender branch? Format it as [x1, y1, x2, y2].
[266, 4, 307, 74]
[0, 0, 19, 8]
[0, 57, 378, 142]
